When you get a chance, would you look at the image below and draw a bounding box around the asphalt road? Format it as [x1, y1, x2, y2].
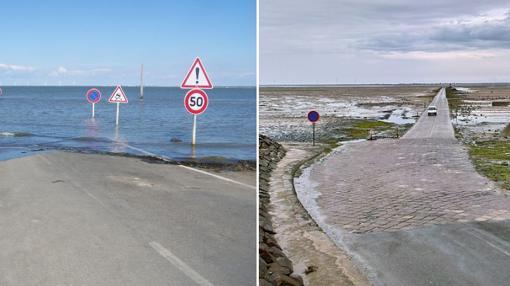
[296, 88, 510, 286]
[403, 87, 455, 139]
[0, 152, 256, 285]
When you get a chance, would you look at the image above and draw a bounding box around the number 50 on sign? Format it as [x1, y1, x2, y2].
[184, 89, 208, 115]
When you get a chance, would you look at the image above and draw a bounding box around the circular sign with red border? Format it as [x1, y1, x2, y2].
[184, 89, 208, 115]
[86, 88, 102, 104]
[308, 110, 320, 122]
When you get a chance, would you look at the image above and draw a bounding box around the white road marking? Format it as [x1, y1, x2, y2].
[178, 164, 256, 189]
[149, 241, 215, 286]
[116, 141, 255, 190]
[83, 190, 110, 210]
[468, 228, 510, 257]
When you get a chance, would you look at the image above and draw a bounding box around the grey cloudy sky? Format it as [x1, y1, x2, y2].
[260, 0, 510, 84]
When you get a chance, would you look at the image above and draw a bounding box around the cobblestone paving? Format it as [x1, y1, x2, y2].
[268, 144, 368, 286]
[302, 89, 510, 234]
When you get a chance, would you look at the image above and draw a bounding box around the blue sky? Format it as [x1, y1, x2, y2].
[0, 0, 255, 86]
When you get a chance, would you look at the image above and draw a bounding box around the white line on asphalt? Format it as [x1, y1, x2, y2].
[178, 164, 256, 189]
[114, 141, 255, 190]
[468, 229, 510, 257]
[149, 241, 215, 286]
[83, 190, 111, 210]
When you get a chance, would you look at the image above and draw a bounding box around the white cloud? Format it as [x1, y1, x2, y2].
[381, 50, 497, 60]
[49, 66, 112, 77]
[57, 66, 67, 74]
[90, 68, 112, 73]
[49, 66, 67, 77]
[0, 63, 35, 72]
[442, 8, 509, 26]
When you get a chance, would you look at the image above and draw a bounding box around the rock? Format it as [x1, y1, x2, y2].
[269, 262, 292, 275]
[260, 218, 275, 234]
[269, 246, 285, 258]
[275, 256, 293, 272]
[259, 243, 275, 263]
[259, 279, 273, 286]
[258, 135, 302, 284]
[260, 257, 268, 278]
[268, 272, 304, 286]
[304, 265, 318, 274]
[259, 159, 269, 168]
[279, 275, 304, 286]
[290, 274, 304, 285]
[259, 213, 274, 231]
[268, 272, 283, 285]
[263, 233, 280, 248]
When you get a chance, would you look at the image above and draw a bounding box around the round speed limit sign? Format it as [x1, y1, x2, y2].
[184, 89, 208, 115]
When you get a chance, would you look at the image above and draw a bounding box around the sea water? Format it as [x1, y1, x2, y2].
[0, 86, 255, 162]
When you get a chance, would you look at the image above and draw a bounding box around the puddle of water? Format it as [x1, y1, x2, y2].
[382, 108, 417, 125]
[455, 87, 476, 93]
[454, 111, 510, 135]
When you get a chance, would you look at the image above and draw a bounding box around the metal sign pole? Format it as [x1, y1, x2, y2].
[140, 64, 144, 100]
[192, 114, 197, 145]
[116, 102, 120, 125]
[313, 122, 316, 146]
[92, 103, 95, 118]
[307, 110, 320, 146]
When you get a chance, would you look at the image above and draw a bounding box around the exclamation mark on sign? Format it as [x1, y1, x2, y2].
[195, 67, 200, 84]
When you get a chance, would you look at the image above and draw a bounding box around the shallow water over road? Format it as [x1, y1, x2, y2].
[0, 86, 256, 162]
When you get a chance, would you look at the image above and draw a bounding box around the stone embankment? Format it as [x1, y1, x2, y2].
[259, 135, 303, 286]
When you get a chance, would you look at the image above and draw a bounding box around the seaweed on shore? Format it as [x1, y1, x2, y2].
[61, 149, 256, 172]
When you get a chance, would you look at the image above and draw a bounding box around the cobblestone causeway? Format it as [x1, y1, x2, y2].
[299, 88, 510, 234]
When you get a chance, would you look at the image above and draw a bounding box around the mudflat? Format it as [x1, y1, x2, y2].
[260, 85, 436, 142]
[0, 151, 255, 286]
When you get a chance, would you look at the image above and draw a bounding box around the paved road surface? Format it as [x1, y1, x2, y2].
[403, 87, 455, 139]
[296, 88, 510, 286]
[269, 143, 369, 286]
[0, 152, 255, 285]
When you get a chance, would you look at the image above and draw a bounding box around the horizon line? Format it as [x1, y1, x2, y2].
[261, 81, 510, 87]
[0, 85, 256, 88]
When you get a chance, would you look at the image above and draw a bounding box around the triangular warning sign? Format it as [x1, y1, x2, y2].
[181, 57, 213, 89]
[108, 85, 128, 103]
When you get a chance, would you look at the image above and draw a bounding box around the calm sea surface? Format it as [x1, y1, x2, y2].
[0, 86, 256, 162]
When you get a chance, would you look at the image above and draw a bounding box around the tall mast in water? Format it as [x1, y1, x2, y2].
[140, 64, 144, 100]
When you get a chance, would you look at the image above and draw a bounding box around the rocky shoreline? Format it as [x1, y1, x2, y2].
[259, 135, 303, 286]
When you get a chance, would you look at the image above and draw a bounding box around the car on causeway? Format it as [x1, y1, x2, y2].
[427, 106, 438, 116]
